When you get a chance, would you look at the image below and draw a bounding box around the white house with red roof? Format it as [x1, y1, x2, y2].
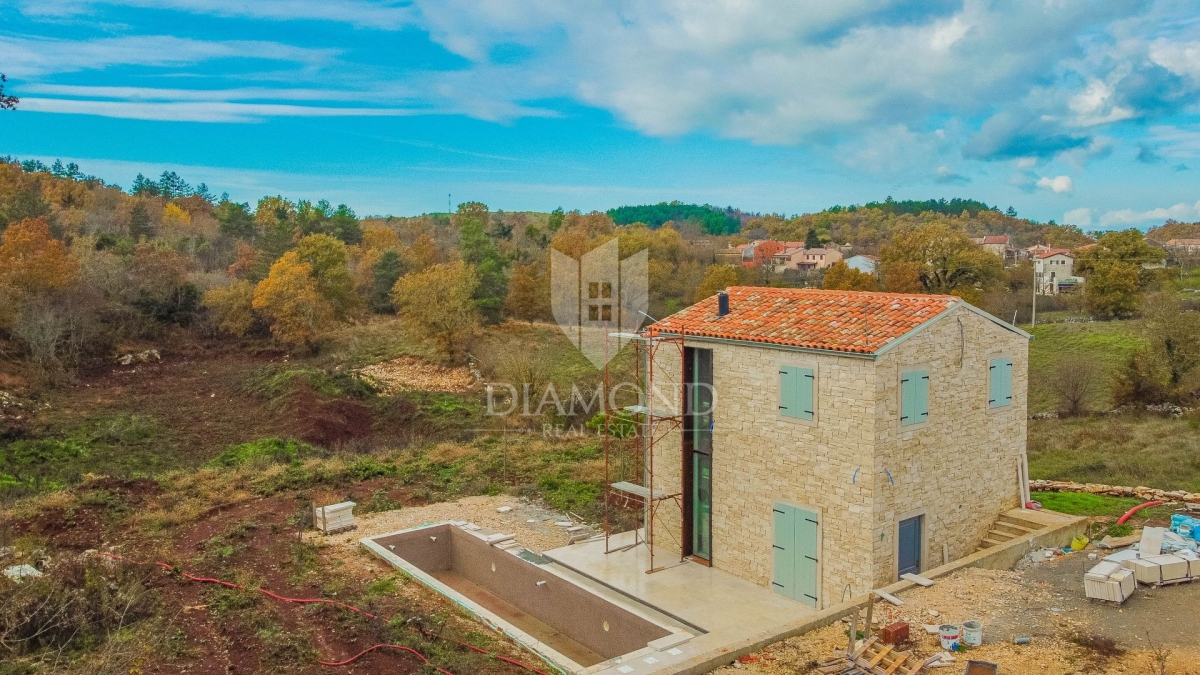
[1033, 249, 1075, 295]
[635, 288, 1032, 608]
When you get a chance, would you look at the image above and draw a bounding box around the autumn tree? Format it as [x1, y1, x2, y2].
[878, 222, 1002, 303]
[693, 265, 740, 303]
[1075, 229, 1166, 318]
[822, 260, 877, 291]
[0, 218, 79, 298]
[203, 280, 257, 337]
[505, 262, 550, 322]
[252, 252, 334, 349]
[391, 261, 480, 358]
[161, 202, 192, 232]
[405, 232, 441, 272]
[294, 234, 356, 317]
[455, 202, 508, 324]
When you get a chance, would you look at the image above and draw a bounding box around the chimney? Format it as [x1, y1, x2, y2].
[717, 291, 730, 317]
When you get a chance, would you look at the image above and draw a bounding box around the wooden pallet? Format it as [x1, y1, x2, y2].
[815, 637, 937, 675]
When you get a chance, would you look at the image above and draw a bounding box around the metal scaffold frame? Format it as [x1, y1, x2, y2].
[602, 330, 686, 574]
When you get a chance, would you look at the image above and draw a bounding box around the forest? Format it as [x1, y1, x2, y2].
[0, 155, 1169, 390]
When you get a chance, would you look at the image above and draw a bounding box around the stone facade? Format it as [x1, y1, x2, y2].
[645, 304, 1029, 608]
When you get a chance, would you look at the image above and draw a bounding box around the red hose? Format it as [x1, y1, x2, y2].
[1116, 500, 1164, 525]
[95, 552, 551, 675]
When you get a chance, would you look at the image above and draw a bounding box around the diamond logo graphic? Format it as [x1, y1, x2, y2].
[550, 239, 648, 368]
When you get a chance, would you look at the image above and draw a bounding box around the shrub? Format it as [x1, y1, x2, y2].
[211, 438, 320, 467]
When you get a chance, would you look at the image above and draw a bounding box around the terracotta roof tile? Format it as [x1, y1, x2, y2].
[647, 287, 959, 354]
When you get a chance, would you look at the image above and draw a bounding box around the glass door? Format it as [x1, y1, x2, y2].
[686, 347, 713, 561]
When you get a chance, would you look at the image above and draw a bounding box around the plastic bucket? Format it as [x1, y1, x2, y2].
[939, 624, 960, 650]
[962, 620, 983, 647]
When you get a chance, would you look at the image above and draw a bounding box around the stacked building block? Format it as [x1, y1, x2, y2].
[1084, 561, 1136, 603]
[314, 501, 356, 534]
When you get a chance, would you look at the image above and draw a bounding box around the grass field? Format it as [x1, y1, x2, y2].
[1025, 320, 1143, 413]
[1029, 414, 1200, 492]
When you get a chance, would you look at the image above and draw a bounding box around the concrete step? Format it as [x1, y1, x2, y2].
[978, 538, 1008, 549]
[996, 515, 1042, 532]
[985, 529, 1015, 542]
[993, 521, 1036, 537]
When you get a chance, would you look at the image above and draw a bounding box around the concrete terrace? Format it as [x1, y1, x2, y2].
[544, 530, 817, 674]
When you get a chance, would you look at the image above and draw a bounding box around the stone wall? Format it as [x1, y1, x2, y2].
[870, 306, 1029, 588]
[650, 339, 879, 608]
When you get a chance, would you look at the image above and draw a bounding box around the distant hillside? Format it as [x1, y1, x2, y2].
[831, 197, 1002, 217]
[1147, 220, 1200, 241]
[607, 202, 742, 235]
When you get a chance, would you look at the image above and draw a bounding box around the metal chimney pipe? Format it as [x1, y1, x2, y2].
[717, 291, 730, 317]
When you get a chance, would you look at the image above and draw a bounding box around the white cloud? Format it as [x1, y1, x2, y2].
[1148, 38, 1200, 81]
[16, 98, 434, 123]
[1149, 125, 1200, 158]
[1063, 207, 1093, 227]
[1036, 175, 1074, 194]
[18, 0, 415, 29]
[0, 35, 337, 78]
[1098, 200, 1200, 227]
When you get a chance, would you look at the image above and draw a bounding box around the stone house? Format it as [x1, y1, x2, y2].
[1033, 249, 1074, 294]
[641, 287, 1030, 610]
[971, 234, 1011, 258]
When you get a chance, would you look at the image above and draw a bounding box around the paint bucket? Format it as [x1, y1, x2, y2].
[962, 620, 983, 647]
[938, 624, 960, 650]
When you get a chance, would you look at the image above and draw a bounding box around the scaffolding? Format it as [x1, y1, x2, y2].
[602, 330, 686, 574]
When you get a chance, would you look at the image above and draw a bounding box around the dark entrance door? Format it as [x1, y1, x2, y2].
[683, 347, 713, 562]
[897, 515, 923, 578]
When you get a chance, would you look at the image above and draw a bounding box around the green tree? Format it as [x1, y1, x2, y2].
[369, 249, 405, 313]
[1075, 229, 1166, 318]
[878, 222, 1003, 303]
[128, 200, 154, 240]
[328, 204, 362, 245]
[0, 74, 18, 111]
[804, 228, 821, 249]
[215, 200, 256, 239]
[391, 261, 480, 358]
[455, 202, 509, 324]
[547, 207, 565, 232]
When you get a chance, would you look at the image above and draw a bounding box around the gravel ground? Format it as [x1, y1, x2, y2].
[713, 555, 1200, 675]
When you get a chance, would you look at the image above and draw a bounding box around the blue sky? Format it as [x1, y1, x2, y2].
[1, 1, 1199, 229]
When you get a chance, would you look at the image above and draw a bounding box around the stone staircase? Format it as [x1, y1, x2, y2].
[976, 512, 1045, 551]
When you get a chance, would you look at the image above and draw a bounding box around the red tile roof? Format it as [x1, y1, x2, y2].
[1033, 248, 1072, 259]
[981, 235, 1010, 245]
[646, 287, 959, 354]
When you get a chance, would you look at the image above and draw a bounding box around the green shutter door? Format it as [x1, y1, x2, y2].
[772, 506, 795, 598]
[916, 370, 929, 422]
[989, 359, 1014, 408]
[795, 506, 819, 607]
[773, 503, 819, 607]
[900, 373, 914, 425]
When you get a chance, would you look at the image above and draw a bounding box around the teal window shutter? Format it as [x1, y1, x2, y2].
[901, 369, 929, 426]
[772, 505, 795, 598]
[989, 358, 1013, 408]
[779, 366, 814, 420]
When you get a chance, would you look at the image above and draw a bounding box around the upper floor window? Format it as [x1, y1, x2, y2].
[900, 369, 929, 426]
[779, 366, 815, 421]
[989, 358, 1013, 408]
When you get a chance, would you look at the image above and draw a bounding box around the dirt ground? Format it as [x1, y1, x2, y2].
[326, 494, 595, 575]
[713, 550, 1200, 675]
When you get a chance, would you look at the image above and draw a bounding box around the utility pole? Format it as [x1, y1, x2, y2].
[1031, 268, 1038, 327]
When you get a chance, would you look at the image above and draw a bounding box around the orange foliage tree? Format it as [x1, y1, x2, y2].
[252, 252, 334, 349]
[822, 261, 877, 291]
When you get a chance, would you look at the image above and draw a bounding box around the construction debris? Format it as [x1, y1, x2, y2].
[3, 564, 42, 581]
[815, 637, 935, 674]
[901, 573, 935, 587]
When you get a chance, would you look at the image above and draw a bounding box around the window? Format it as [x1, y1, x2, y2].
[900, 369, 929, 426]
[588, 282, 599, 299]
[779, 366, 815, 421]
[989, 357, 1013, 408]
